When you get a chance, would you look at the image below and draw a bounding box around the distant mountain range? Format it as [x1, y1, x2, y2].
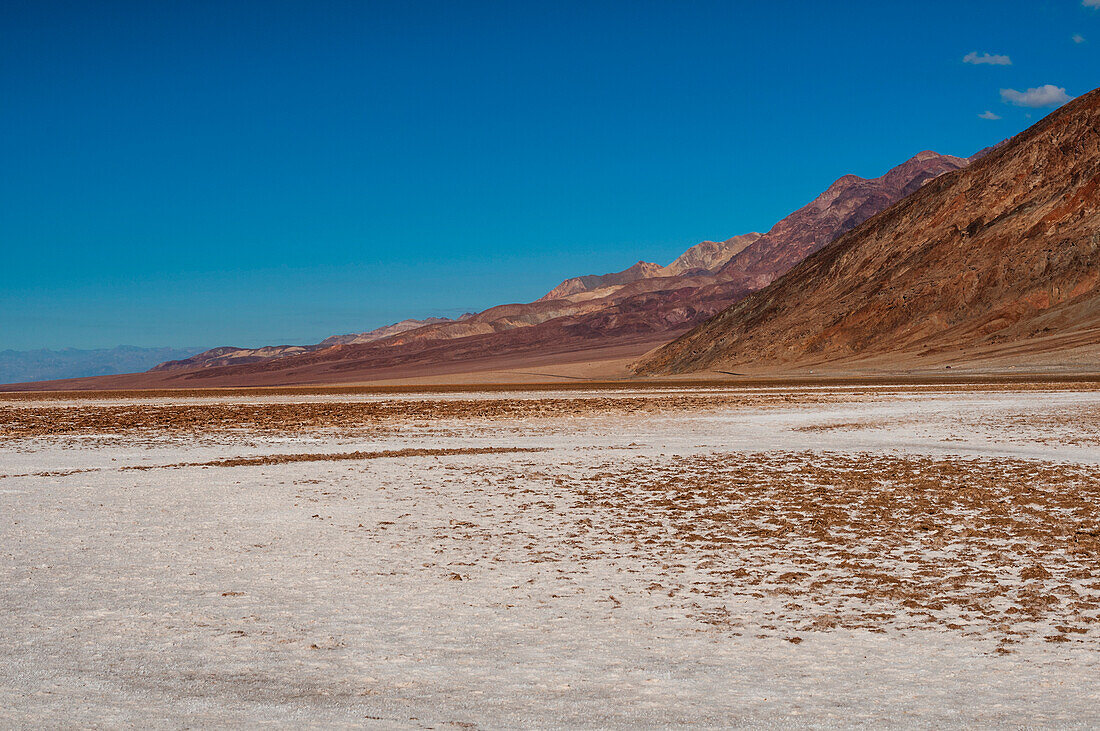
[14, 87, 1098, 392]
[637, 87, 1100, 375]
[148, 315, 479, 372]
[0, 346, 204, 384]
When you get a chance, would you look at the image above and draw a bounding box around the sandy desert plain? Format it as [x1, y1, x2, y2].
[3, 378, 1100, 727]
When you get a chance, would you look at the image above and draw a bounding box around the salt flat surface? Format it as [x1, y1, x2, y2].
[1, 385, 1099, 727]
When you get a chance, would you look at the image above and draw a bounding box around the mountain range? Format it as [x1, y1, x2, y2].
[85, 147, 970, 388]
[7, 86, 1098, 390]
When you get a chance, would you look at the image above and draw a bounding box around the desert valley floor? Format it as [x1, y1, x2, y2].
[3, 381, 1100, 727]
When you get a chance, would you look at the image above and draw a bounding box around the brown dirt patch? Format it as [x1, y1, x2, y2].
[521, 451, 1100, 646]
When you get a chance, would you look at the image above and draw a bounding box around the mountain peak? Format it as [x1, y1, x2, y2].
[713, 150, 971, 287]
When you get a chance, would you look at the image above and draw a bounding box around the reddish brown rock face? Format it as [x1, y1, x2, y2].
[636, 88, 1100, 375]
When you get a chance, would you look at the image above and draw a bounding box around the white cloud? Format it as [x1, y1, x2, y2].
[1073, 33, 1086, 43]
[978, 111, 1002, 120]
[1084, 0, 1100, 8]
[1000, 85, 1074, 107]
[963, 51, 1012, 65]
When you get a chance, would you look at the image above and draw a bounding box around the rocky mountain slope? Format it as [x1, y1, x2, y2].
[537, 260, 667, 302]
[536, 233, 762, 302]
[662, 234, 762, 276]
[714, 151, 970, 292]
[636, 88, 1100, 375]
[319, 315, 474, 346]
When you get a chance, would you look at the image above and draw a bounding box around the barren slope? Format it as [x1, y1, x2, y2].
[637, 88, 1100, 375]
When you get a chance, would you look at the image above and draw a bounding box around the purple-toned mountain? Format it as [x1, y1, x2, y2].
[714, 150, 971, 292]
[536, 233, 762, 302]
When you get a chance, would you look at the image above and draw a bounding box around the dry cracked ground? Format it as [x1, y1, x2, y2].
[2, 383, 1100, 727]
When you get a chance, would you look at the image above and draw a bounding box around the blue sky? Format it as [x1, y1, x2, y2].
[2, 0, 1096, 350]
